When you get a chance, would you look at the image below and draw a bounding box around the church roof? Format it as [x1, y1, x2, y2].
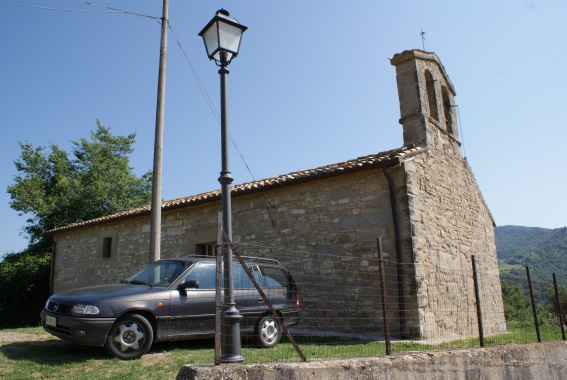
[48, 144, 425, 235]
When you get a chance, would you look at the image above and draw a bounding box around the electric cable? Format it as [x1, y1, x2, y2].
[0, 1, 122, 13]
[168, 23, 277, 218]
[3, 1, 276, 225]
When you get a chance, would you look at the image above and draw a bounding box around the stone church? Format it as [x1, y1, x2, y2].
[48, 50, 507, 339]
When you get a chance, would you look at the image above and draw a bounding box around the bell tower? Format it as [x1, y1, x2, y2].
[390, 50, 460, 152]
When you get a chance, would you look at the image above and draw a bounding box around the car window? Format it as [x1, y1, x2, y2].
[127, 260, 187, 287]
[183, 263, 216, 290]
[259, 266, 289, 289]
[181, 261, 284, 291]
[233, 264, 262, 289]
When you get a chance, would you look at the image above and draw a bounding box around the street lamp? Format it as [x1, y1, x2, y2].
[199, 9, 247, 364]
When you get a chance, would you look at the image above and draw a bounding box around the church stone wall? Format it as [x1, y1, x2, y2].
[392, 49, 506, 339]
[52, 168, 416, 335]
[402, 119, 506, 339]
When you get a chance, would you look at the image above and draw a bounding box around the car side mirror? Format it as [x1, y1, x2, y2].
[178, 279, 200, 290]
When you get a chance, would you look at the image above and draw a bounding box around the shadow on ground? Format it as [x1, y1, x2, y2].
[1, 339, 107, 365]
[0, 338, 216, 365]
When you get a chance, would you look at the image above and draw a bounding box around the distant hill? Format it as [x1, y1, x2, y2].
[495, 225, 567, 303]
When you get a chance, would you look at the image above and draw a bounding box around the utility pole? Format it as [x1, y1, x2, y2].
[149, 0, 169, 263]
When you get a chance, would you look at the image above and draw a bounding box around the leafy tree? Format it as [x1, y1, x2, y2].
[8, 120, 152, 251]
[541, 284, 567, 328]
[501, 280, 533, 327]
[1, 121, 152, 327]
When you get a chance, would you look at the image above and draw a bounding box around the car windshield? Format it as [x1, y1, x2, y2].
[123, 260, 190, 287]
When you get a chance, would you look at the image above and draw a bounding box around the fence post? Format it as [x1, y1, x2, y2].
[471, 255, 484, 347]
[377, 238, 391, 355]
[525, 266, 541, 342]
[552, 273, 566, 341]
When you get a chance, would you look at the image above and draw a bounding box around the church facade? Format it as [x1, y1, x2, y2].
[48, 50, 506, 339]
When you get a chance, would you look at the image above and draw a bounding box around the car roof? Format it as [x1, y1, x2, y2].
[162, 255, 282, 266]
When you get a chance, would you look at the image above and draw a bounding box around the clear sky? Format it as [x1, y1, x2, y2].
[1, 0, 566, 256]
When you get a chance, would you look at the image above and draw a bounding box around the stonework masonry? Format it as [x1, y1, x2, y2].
[390, 49, 506, 338]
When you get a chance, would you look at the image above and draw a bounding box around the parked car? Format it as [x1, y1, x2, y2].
[40, 256, 300, 359]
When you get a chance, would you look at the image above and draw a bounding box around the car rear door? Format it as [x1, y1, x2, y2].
[232, 263, 265, 330]
[258, 265, 294, 309]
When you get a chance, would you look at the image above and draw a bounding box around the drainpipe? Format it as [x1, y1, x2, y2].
[383, 168, 407, 338]
[50, 241, 56, 294]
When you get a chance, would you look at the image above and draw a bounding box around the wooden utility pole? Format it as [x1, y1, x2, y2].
[149, 0, 169, 263]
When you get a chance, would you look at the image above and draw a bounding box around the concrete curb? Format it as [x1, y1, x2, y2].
[176, 341, 567, 380]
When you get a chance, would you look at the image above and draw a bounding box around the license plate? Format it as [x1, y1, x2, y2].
[45, 315, 56, 327]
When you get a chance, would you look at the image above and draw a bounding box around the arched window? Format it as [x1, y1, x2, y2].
[442, 87, 454, 135]
[425, 71, 439, 121]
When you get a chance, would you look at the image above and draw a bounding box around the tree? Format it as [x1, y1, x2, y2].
[1, 121, 152, 327]
[7, 120, 152, 251]
[501, 280, 533, 327]
[541, 283, 567, 328]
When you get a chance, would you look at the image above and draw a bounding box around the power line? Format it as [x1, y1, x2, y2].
[168, 23, 276, 219]
[0, 1, 121, 13]
[70, 0, 158, 20]
[0, 1, 158, 19]
[5, 1, 266, 208]
[168, 24, 221, 125]
[168, 23, 261, 182]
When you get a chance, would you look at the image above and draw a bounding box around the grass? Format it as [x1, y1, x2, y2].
[498, 263, 524, 274]
[1, 325, 565, 380]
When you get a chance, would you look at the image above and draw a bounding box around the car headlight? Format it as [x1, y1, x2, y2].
[71, 304, 100, 315]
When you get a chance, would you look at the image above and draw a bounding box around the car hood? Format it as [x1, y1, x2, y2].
[52, 283, 155, 303]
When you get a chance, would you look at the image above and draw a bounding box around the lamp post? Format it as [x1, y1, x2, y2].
[199, 9, 247, 364]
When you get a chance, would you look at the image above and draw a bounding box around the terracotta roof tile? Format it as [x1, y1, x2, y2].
[48, 144, 424, 234]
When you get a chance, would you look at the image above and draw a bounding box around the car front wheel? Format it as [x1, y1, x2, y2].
[105, 314, 154, 360]
[257, 315, 281, 348]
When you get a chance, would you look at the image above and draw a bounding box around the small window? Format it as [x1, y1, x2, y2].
[196, 242, 216, 256]
[102, 237, 112, 258]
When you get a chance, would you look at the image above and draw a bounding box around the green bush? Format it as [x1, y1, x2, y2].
[0, 250, 51, 328]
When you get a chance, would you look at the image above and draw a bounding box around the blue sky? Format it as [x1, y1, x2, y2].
[1, 0, 566, 256]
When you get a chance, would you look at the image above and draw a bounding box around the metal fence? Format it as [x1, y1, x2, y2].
[216, 239, 566, 363]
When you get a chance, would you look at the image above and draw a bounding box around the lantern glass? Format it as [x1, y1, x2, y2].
[200, 10, 247, 65]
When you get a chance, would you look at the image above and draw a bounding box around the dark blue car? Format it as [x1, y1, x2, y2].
[40, 256, 300, 359]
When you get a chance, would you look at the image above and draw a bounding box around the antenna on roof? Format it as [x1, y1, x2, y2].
[420, 30, 426, 50]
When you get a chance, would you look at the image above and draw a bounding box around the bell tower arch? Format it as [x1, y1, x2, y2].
[390, 50, 460, 152]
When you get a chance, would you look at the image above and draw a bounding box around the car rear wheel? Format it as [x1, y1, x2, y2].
[105, 314, 153, 360]
[256, 315, 281, 348]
